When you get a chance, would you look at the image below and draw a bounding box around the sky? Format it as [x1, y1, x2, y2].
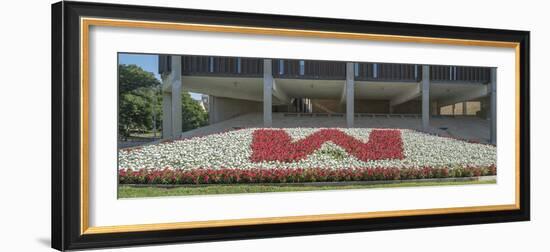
[118, 53, 202, 100]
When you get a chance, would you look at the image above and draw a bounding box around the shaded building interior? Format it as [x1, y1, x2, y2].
[158, 55, 496, 144]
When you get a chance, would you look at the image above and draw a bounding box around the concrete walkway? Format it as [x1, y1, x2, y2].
[179, 113, 490, 143]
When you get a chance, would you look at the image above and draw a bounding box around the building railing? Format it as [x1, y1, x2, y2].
[430, 65, 491, 83]
[182, 55, 263, 77]
[355, 63, 420, 82]
[158, 55, 490, 83]
[273, 60, 346, 80]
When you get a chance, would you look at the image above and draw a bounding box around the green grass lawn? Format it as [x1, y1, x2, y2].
[118, 179, 496, 198]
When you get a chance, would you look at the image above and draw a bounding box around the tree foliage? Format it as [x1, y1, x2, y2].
[119, 64, 160, 93]
[181, 92, 208, 132]
[118, 64, 162, 139]
[118, 64, 208, 139]
[119, 87, 162, 139]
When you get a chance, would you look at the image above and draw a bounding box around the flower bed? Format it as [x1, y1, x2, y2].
[250, 129, 404, 162]
[118, 128, 497, 172]
[119, 166, 496, 185]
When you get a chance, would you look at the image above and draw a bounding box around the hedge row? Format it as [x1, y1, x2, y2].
[119, 166, 496, 185]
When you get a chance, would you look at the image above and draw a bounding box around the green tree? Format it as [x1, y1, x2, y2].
[119, 64, 160, 93]
[181, 92, 208, 132]
[118, 64, 162, 139]
[118, 63, 208, 139]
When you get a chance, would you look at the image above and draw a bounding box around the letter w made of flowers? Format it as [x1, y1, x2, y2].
[250, 129, 404, 163]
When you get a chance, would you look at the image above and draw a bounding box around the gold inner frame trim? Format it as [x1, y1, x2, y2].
[84, 204, 517, 234]
[80, 17, 522, 235]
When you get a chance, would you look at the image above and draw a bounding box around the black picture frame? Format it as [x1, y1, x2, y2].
[51, 1, 530, 250]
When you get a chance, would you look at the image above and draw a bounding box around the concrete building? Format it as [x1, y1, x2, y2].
[159, 55, 497, 144]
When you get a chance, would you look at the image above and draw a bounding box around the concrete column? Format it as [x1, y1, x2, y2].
[431, 101, 439, 116]
[484, 99, 491, 120]
[490, 68, 497, 145]
[263, 59, 273, 127]
[208, 95, 216, 124]
[346, 62, 355, 128]
[161, 55, 182, 139]
[452, 104, 456, 116]
[422, 65, 430, 130]
[162, 86, 172, 138]
[389, 104, 394, 114]
[462, 102, 467, 115]
[171, 56, 182, 138]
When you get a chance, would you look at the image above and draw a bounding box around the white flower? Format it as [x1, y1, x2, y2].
[118, 128, 496, 171]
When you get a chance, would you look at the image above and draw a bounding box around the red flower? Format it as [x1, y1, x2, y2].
[250, 129, 404, 163]
[119, 166, 496, 185]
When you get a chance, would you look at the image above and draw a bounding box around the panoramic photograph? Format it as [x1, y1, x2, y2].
[117, 53, 497, 198]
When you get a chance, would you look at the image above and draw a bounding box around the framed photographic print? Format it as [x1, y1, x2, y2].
[51, 1, 530, 250]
